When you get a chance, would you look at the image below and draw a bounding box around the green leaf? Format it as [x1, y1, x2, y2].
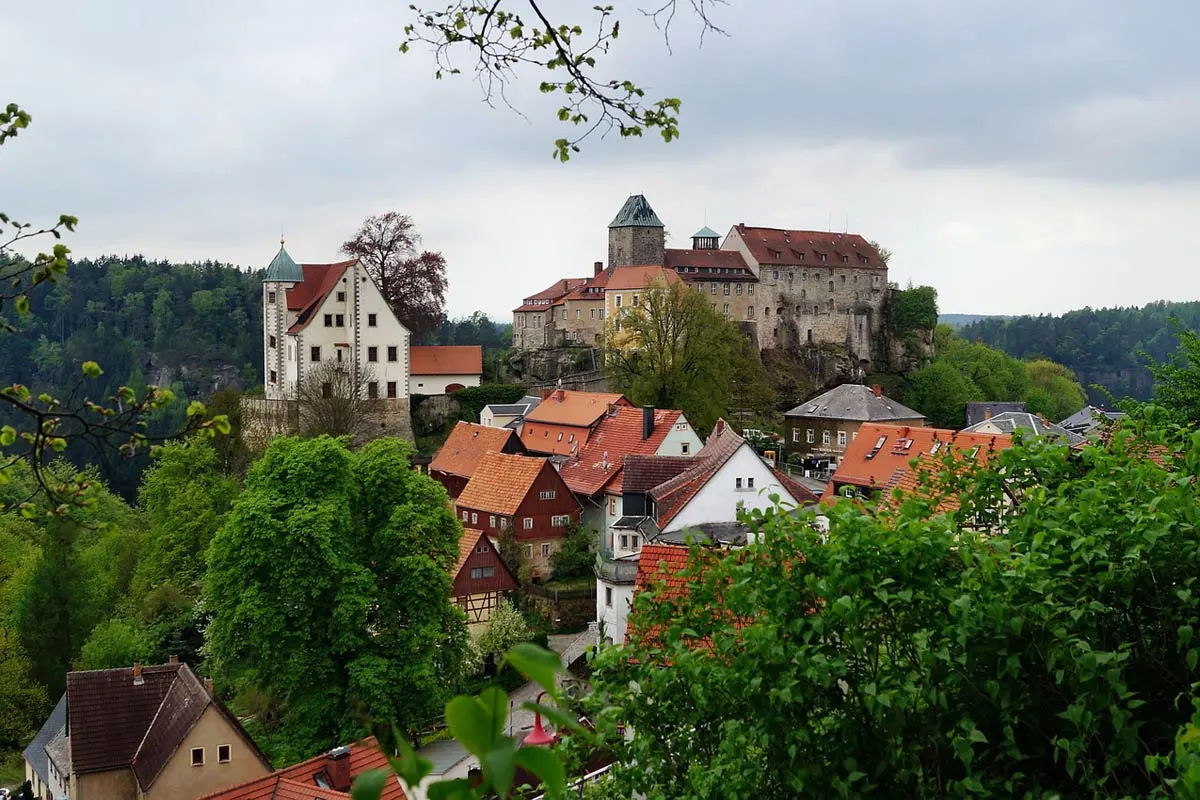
[514, 745, 566, 799]
[388, 735, 434, 789]
[505, 643, 562, 693]
[81, 361, 103, 378]
[445, 695, 495, 757]
[479, 686, 509, 741]
[481, 738, 517, 796]
[351, 768, 390, 800]
[427, 779, 475, 800]
[0, 426, 15, 447]
[15, 295, 29, 314]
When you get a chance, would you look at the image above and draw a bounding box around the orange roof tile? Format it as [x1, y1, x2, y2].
[410, 345, 482, 376]
[523, 390, 629, 428]
[604, 265, 683, 291]
[829, 423, 1012, 491]
[199, 738, 404, 800]
[431, 422, 520, 478]
[520, 421, 591, 457]
[456, 452, 552, 516]
[732, 226, 887, 270]
[513, 278, 590, 311]
[558, 406, 685, 498]
[285, 261, 356, 333]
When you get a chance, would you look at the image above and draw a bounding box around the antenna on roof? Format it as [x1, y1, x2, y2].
[827, 211, 832, 232]
[844, 212, 849, 234]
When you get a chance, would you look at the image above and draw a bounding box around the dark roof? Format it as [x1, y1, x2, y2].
[263, 243, 304, 282]
[486, 403, 532, 416]
[67, 662, 270, 789]
[961, 411, 1085, 446]
[23, 692, 66, 786]
[609, 194, 665, 228]
[1059, 405, 1125, 434]
[611, 516, 662, 538]
[658, 521, 749, 547]
[965, 401, 1027, 427]
[621, 455, 698, 494]
[732, 225, 887, 270]
[784, 384, 925, 423]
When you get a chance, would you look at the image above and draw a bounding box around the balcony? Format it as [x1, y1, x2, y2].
[594, 554, 639, 584]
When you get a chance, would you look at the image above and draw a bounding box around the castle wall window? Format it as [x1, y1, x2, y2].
[736, 283, 743, 295]
[269, 369, 277, 384]
[747, 284, 754, 296]
[807, 429, 815, 443]
[368, 382, 379, 399]
[368, 313, 377, 327]
[829, 281, 835, 291]
[723, 284, 731, 296]
[218, 745, 231, 764]
[336, 313, 345, 326]
[387, 346, 398, 362]
[591, 308, 597, 319]
[322, 382, 332, 398]
[615, 294, 622, 308]
[310, 346, 321, 362]
[368, 346, 378, 362]
[747, 307, 755, 319]
[269, 335, 276, 348]
[267, 291, 277, 304]
[387, 381, 397, 398]
[823, 430, 831, 445]
[841, 275, 847, 284]
[324, 314, 333, 327]
[711, 282, 717, 295]
[336, 291, 346, 302]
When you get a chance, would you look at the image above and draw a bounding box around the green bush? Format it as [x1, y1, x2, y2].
[890, 284, 939, 335]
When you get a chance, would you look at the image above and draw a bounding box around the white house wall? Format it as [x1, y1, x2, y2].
[596, 578, 636, 646]
[410, 373, 482, 396]
[665, 443, 799, 533]
[653, 415, 703, 457]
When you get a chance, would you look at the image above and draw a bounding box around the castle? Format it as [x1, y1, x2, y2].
[512, 195, 890, 364]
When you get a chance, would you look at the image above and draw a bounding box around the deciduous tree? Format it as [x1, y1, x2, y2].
[1024, 359, 1087, 422]
[1148, 319, 1200, 425]
[341, 212, 448, 339]
[295, 360, 386, 440]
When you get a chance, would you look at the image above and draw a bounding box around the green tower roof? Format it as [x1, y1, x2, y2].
[691, 226, 720, 239]
[263, 242, 304, 283]
[608, 194, 665, 228]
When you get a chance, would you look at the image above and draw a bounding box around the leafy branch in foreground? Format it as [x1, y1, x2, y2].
[400, 1, 726, 160]
[0, 102, 228, 513]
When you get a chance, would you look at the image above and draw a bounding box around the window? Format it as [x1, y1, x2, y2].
[387, 381, 397, 398]
[269, 334, 276, 348]
[723, 283, 731, 296]
[787, 272, 793, 282]
[772, 270, 779, 280]
[793, 429, 800, 443]
[524, 544, 533, 558]
[609, 497, 617, 515]
[368, 382, 378, 399]
[838, 431, 847, 447]
[632, 294, 640, 307]
[499, 517, 508, 530]
[541, 543, 551, 557]
[218, 745, 231, 764]
[336, 291, 346, 302]
[822, 430, 831, 445]
[368, 346, 378, 362]
[747, 284, 754, 296]
[747, 306, 755, 319]
[524, 517, 534, 530]
[711, 282, 717, 295]
[539, 490, 556, 500]
[765, 307, 771, 317]
[821, 254, 827, 263]
[368, 313, 377, 327]
[476, 544, 488, 554]
[561, 309, 567, 320]
[336, 349, 343, 362]
[552, 515, 569, 527]
[696, 283, 704, 294]
[470, 566, 496, 580]
[605, 587, 613, 607]
[322, 382, 332, 398]
[310, 345, 321, 362]
[191, 748, 205, 767]
[747, 477, 755, 489]
[842, 255, 849, 264]
[736, 477, 743, 489]
[615, 294, 622, 308]
[324, 314, 333, 327]
[801, 288, 807, 299]
[471, 512, 478, 524]
[269, 369, 277, 384]
[462, 510, 469, 521]
[736, 283, 743, 295]
[556, 432, 563, 442]
[267, 291, 277, 304]
[387, 345, 398, 362]
[489, 515, 497, 527]
[335, 313, 345, 326]
[575, 309, 581, 319]
[620, 534, 629, 549]
[807, 429, 815, 444]
[681, 442, 690, 455]
[829, 280, 835, 291]
[631, 535, 640, 548]
[590, 308, 596, 319]
[723, 303, 730, 317]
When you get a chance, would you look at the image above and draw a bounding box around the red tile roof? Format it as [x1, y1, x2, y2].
[513, 278, 590, 312]
[558, 406, 685, 497]
[829, 423, 1012, 492]
[604, 265, 682, 291]
[456, 452, 556, 516]
[199, 738, 405, 800]
[650, 421, 746, 526]
[410, 345, 482, 376]
[523, 390, 629, 428]
[520, 421, 592, 457]
[285, 261, 356, 333]
[663, 248, 756, 278]
[732, 226, 887, 270]
[635, 544, 694, 594]
[431, 422, 521, 479]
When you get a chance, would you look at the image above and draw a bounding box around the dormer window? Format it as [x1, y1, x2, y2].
[820, 254, 827, 263]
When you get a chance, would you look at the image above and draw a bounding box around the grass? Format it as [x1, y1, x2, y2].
[0, 750, 25, 790]
[541, 574, 594, 592]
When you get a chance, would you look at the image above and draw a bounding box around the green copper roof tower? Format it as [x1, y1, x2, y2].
[263, 239, 304, 282]
[609, 194, 665, 228]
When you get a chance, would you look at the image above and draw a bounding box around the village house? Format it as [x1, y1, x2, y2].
[784, 383, 926, 476]
[56, 659, 272, 800]
[198, 738, 406, 800]
[826, 422, 1013, 500]
[454, 451, 582, 579]
[479, 394, 541, 429]
[452, 528, 519, 629]
[1059, 405, 1126, 437]
[965, 401, 1028, 427]
[518, 389, 631, 457]
[23, 693, 67, 800]
[410, 345, 483, 395]
[430, 421, 525, 499]
[512, 195, 890, 366]
[961, 410, 1085, 446]
[595, 421, 817, 645]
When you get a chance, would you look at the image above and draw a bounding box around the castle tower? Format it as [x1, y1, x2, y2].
[607, 194, 665, 267]
[690, 226, 720, 250]
[261, 240, 304, 401]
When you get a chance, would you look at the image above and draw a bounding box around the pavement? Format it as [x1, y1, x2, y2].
[505, 630, 591, 738]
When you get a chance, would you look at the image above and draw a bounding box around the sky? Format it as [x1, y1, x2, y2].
[4, 0, 1199, 319]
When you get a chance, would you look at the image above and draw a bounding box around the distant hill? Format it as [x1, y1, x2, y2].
[958, 301, 1200, 404]
[939, 313, 1011, 329]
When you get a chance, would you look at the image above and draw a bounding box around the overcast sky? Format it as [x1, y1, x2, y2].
[4, 1, 1198, 319]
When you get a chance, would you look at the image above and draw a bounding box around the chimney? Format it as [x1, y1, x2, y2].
[872, 384, 881, 397]
[133, 662, 144, 686]
[168, 654, 179, 664]
[985, 407, 992, 420]
[326, 746, 352, 792]
[594, 260, 603, 277]
[642, 407, 655, 440]
[541, 387, 554, 400]
[203, 677, 214, 695]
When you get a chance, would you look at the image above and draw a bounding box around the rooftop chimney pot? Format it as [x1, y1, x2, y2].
[133, 662, 144, 685]
[168, 654, 179, 664]
[203, 677, 214, 695]
[594, 260, 603, 276]
[872, 384, 881, 397]
[327, 746, 352, 791]
[642, 407, 655, 441]
[985, 407, 992, 420]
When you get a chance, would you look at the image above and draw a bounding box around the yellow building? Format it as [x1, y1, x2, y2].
[603, 265, 683, 352]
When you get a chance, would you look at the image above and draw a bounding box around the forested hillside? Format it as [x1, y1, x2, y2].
[959, 301, 1200, 404]
[0, 254, 263, 498]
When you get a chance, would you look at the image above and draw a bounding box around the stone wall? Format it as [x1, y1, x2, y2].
[522, 585, 597, 633]
[608, 226, 665, 268]
[241, 396, 413, 450]
[754, 265, 888, 364]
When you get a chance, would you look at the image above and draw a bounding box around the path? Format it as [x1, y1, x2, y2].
[505, 630, 592, 739]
